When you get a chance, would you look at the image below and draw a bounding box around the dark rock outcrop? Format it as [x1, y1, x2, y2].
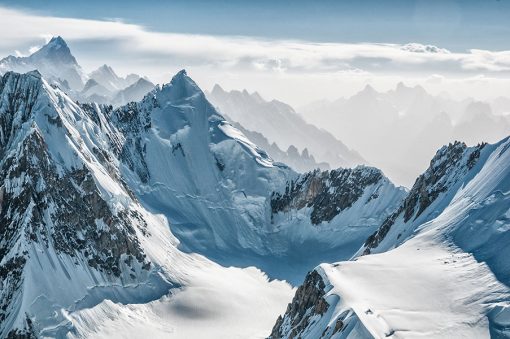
[270, 270, 329, 339]
[271, 167, 383, 224]
[363, 141, 486, 254]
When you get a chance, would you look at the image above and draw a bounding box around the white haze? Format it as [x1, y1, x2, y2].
[0, 5, 509, 186]
[0, 6, 510, 107]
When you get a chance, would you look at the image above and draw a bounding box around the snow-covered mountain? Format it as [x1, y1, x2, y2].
[0, 69, 406, 337]
[232, 121, 330, 172]
[271, 136, 510, 338]
[103, 70, 404, 282]
[207, 84, 365, 172]
[78, 71, 154, 107]
[0, 37, 153, 107]
[111, 77, 155, 106]
[0, 36, 86, 90]
[299, 83, 510, 187]
[88, 64, 140, 93]
[80, 78, 113, 104]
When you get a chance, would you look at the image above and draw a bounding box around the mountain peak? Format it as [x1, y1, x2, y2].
[175, 69, 187, 77]
[47, 36, 67, 48]
[92, 64, 118, 77]
[153, 70, 207, 108]
[211, 83, 225, 95]
[31, 36, 76, 65]
[362, 84, 376, 94]
[99, 64, 114, 72]
[168, 69, 197, 90]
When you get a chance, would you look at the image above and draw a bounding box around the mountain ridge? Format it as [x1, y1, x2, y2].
[271, 135, 510, 338]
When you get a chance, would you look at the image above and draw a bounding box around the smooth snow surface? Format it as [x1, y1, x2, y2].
[68, 264, 292, 339]
[317, 239, 510, 338]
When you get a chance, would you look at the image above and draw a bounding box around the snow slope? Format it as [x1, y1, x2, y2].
[272, 137, 510, 338]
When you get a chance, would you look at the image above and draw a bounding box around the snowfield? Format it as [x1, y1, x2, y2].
[68, 264, 293, 339]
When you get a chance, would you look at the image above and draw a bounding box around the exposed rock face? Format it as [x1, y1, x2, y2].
[363, 141, 486, 254]
[107, 100, 155, 184]
[0, 71, 153, 336]
[271, 167, 383, 224]
[270, 270, 329, 339]
[269, 268, 364, 339]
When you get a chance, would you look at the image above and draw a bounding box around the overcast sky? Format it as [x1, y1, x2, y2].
[1, 1, 509, 105]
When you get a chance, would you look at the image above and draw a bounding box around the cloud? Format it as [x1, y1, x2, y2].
[401, 43, 450, 54]
[1, 5, 510, 78]
[425, 74, 445, 84]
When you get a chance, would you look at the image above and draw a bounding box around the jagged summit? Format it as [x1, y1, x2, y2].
[159, 69, 206, 103]
[30, 36, 77, 65]
[91, 64, 118, 78]
[0, 36, 85, 89]
[211, 83, 225, 95]
[48, 35, 66, 46]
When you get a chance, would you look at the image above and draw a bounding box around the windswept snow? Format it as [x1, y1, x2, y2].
[316, 237, 510, 338]
[218, 122, 274, 167]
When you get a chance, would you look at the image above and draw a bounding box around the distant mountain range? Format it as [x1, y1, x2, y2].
[207, 85, 366, 172]
[0, 36, 155, 107]
[299, 82, 510, 186]
[0, 37, 364, 174]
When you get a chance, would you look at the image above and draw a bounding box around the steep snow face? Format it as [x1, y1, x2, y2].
[270, 167, 406, 259]
[362, 140, 487, 255]
[0, 37, 86, 90]
[0, 71, 170, 337]
[104, 70, 404, 282]
[109, 70, 291, 257]
[0, 71, 294, 338]
[207, 84, 365, 171]
[273, 137, 510, 338]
